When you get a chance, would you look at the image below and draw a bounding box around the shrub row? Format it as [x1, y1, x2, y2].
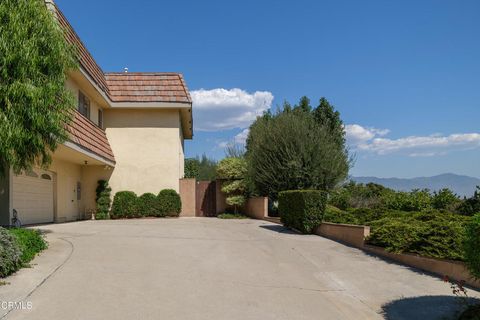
[0, 227, 47, 278]
[110, 189, 181, 219]
[329, 182, 480, 216]
[279, 190, 327, 233]
[323, 206, 472, 261]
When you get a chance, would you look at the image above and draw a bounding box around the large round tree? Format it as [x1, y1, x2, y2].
[245, 97, 351, 200]
[0, 0, 77, 175]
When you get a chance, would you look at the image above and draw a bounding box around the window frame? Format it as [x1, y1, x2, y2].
[78, 91, 91, 119]
[98, 109, 104, 129]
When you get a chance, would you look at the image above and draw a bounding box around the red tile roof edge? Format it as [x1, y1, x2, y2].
[66, 111, 116, 164]
[55, 4, 192, 105]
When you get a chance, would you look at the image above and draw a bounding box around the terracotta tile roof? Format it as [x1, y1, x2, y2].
[55, 6, 109, 95]
[105, 73, 192, 104]
[54, 4, 192, 105]
[67, 111, 115, 164]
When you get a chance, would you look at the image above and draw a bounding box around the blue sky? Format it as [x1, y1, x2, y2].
[56, 0, 480, 178]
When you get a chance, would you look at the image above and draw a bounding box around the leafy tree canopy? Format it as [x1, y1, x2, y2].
[184, 154, 217, 181]
[0, 0, 77, 175]
[245, 97, 351, 199]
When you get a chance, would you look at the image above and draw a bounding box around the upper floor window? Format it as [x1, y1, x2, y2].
[78, 91, 90, 118]
[98, 109, 104, 129]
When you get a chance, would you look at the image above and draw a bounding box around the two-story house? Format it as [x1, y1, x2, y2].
[0, 1, 193, 225]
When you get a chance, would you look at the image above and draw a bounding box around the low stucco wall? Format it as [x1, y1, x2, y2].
[364, 245, 480, 289]
[315, 222, 370, 248]
[316, 221, 480, 289]
[244, 197, 268, 219]
[179, 178, 195, 217]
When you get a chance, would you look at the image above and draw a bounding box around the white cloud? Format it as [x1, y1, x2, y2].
[233, 128, 249, 145]
[191, 88, 274, 131]
[345, 124, 389, 145]
[347, 124, 480, 157]
[215, 129, 250, 150]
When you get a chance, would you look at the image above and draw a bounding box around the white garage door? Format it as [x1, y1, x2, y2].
[12, 169, 54, 225]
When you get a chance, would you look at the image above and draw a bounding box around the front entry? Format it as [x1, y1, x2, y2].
[12, 169, 55, 225]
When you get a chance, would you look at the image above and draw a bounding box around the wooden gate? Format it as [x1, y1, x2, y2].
[196, 181, 217, 217]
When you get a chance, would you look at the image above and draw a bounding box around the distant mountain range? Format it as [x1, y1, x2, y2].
[352, 173, 480, 197]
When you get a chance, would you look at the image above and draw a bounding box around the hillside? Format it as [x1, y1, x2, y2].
[352, 173, 480, 197]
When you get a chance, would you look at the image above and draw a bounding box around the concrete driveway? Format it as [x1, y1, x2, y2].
[1, 218, 478, 320]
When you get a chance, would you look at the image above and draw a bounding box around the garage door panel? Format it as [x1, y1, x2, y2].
[13, 170, 54, 225]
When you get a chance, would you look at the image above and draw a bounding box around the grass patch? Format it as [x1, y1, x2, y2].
[8, 228, 47, 265]
[217, 213, 249, 219]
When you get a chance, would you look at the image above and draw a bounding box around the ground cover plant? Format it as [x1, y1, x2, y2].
[0, 227, 47, 278]
[324, 183, 480, 261]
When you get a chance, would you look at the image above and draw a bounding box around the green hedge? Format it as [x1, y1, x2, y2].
[279, 190, 327, 233]
[158, 189, 181, 217]
[464, 213, 480, 278]
[137, 193, 164, 217]
[0, 227, 22, 278]
[9, 228, 47, 264]
[111, 191, 138, 218]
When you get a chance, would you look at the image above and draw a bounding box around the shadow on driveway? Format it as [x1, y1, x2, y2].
[259, 224, 299, 235]
[381, 295, 480, 320]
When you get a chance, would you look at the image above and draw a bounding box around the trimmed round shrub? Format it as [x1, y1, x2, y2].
[158, 189, 182, 217]
[279, 190, 328, 233]
[138, 193, 164, 217]
[96, 180, 112, 220]
[464, 213, 480, 279]
[0, 227, 22, 278]
[111, 191, 138, 218]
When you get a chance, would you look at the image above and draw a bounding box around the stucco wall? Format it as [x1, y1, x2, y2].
[179, 178, 196, 217]
[244, 197, 268, 219]
[81, 166, 113, 215]
[49, 158, 83, 222]
[315, 223, 370, 248]
[104, 109, 183, 195]
[0, 169, 10, 226]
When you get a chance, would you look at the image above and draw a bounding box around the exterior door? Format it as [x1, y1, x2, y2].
[12, 169, 54, 225]
[195, 181, 217, 217]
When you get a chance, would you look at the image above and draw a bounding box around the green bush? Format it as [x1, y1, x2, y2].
[158, 189, 181, 217]
[9, 228, 47, 264]
[464, 213, 480, 279]
[279, 190, 327, 233]
[0, 227, 22, 278]
[323, 205, 359, 224]
[95, 180, 111, 220]
[111, 191, 138, 218]
[367, 212, 469, 260]
[138, 193, 163, 217]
